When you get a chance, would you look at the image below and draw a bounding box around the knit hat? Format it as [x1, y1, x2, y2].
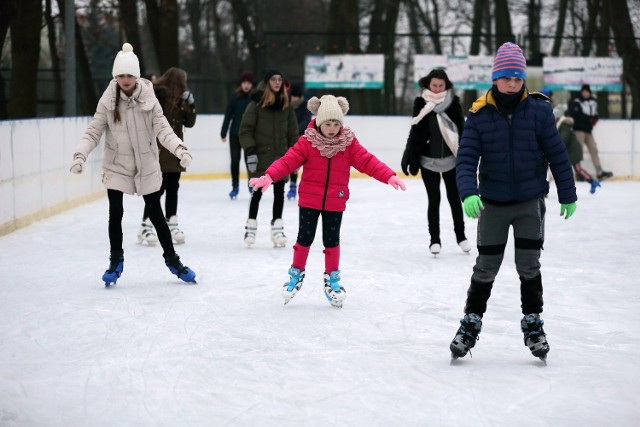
[112, 43, 140, 79]
[263, 68, 282, 84]
[307, 95, 349, 126]
[491, 42, 527, 81]
[581, 84, 591, 93]
[239, 71, 254, 83]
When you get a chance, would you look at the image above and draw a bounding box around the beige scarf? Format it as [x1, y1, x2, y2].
[305, 126, 354, 158]
[411, 89, 450, 125]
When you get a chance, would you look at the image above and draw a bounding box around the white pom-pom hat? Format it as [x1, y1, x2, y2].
[112, 43, 140, 79]
[307, 95, 349, 126]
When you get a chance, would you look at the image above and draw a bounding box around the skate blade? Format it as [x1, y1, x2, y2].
[104, 281, 117, 287]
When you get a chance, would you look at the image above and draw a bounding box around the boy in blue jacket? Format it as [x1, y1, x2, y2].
[450, 43, 578, 362]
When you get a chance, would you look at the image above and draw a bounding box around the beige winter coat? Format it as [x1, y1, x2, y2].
[74, 78, 185, 196]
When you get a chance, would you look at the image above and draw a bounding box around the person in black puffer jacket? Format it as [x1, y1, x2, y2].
[401, 68, 470, 255]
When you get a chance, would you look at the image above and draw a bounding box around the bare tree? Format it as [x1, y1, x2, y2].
[45, 0, 63, 116]
[145, 0, 179, 71]
[551, 0, 569, 56]
[119, 0, 146, 74]
[7, 0, 41, 118]
[608, 0, 640, 118]
[494, 0, 514, 48]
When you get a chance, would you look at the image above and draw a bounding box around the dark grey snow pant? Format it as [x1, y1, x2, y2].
[464, 198, 546, 315]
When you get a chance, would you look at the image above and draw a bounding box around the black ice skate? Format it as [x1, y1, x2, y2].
[521, 313, 549, 362]
[450, 313, 482, 361]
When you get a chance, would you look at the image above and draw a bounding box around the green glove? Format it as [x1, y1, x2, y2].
[560, 202, 577, 220]
[463, 195, 484, 219]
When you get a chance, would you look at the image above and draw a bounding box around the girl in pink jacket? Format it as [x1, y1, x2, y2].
[249, 95, 406, 308]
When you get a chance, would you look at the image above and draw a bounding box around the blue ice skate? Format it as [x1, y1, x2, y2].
[287, 183, 297, 200]
[164, 253, 197, 284]
[589, 178, 601, 194]
[229, 186, 239, 200]
[102, 251, 124, 287]
[282, 266, 305, 304]
[323, 270, 346, 308]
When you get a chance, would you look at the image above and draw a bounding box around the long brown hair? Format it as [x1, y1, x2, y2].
[257, 81, 289, 110]
[154, 67, 188, 113]
[114, 85, 122, 123]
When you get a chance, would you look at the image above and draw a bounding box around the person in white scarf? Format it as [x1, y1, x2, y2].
[401, 69, 471, 255]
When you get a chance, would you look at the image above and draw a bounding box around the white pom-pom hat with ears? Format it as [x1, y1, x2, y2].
[307, 95, 349, 126]
[112, 43, 141, 79]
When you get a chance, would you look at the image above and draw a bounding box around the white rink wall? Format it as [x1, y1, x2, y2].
[1, 115, 639, 235]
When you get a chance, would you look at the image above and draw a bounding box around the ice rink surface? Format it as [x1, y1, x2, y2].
[1, 178, 638, 426]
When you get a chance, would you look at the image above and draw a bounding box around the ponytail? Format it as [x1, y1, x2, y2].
[114, 85, 122, 123]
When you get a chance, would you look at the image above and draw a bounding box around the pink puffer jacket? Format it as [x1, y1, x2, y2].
[265, 121, 396, 212]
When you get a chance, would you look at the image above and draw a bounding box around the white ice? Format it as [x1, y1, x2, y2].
[0, 178, 638, 426]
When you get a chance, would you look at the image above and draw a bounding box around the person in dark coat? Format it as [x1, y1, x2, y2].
[569, 84, 613, 180]
[401, 68, 470, 255]
[239, 69, 299, 248]
[286, 83, 312, 200]
[221, 71, 254, 199]
[450, 43, 577, 362]
[138, 67, 196, 246]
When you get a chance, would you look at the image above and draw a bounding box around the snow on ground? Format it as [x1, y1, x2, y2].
[0, 178, 638, 426]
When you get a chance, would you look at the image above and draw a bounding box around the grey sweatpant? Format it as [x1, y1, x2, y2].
[472, 198, 545, 284]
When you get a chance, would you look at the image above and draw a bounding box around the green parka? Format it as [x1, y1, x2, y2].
[238, 94, 299, 180]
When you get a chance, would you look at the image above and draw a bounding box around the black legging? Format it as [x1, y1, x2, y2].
[108, 189, 175, 257]
[248, 180, 285, 220]
[296, 207, 342, 247]
[229, 135, 247, 188]
[143, 172, 181, 220]
[420, 167, 466, 244]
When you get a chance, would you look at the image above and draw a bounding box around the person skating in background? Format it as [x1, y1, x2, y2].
[221, 71, 254, 199]
[239, 69, 299, 248]
[138, 67, 196, 246]
[555, 106, 601, 194]
[401, 68, 470, 256]
[69, 43, 196, 286]
[450, 42, 577, 362]
[286, 83, 312, 201]
[569, 84, 613, 181]
[249, 95, 406, 308]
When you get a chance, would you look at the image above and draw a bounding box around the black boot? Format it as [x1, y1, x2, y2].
[450, 313, 483, 359]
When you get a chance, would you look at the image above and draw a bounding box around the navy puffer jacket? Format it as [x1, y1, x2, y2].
[456, 90, 577, 204]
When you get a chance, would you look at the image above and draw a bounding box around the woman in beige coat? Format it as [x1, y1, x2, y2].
[70, 43, 196, 286]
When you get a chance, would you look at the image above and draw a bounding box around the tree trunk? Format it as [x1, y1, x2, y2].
[0, 0, 11, 118]
[465, 0, 486, 111]
[406, 0, 423, 54]
[551, 0, 569, 56]
[7, 0, 41, 118]
[527, 0, 541, 61]
[580, 0, 600, 57]
[228, 0, 260, 70]
[158, 0, 179, 71]
[494, 0, 514, 48]
[45, 0, 63, 116]
[119, 0, 146, 75]
[607, 0, 640, 118]
[595, 2, 610, 118]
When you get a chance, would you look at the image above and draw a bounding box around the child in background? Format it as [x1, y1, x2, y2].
[70, 43, 196, 286]
[555, 107, 601, 194]
[286, 83, 312, 200]
[249, 95, 406, 308]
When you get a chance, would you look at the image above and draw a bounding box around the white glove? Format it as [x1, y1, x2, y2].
[70, 154, 85, 174]
[181, 91, 195, 105]
[246, 154, 258, 173]
[175, 146, 192, 168]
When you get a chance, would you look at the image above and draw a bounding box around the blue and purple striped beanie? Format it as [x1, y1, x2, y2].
[491, 42, 527, 81]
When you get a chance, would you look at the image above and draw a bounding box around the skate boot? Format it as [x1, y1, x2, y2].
[244, 219, 257, 246]
[229, 186, 239, 200]
[597, 170, 613, 180]
[323, 270, 346, 308]
[270, 219, 287, 248]
[102, 250, 124, 287]
[458, 239, 472, 254]
[429, 243, 441, 255]
[450, 313, 482, 360]
[287, 183, 297, 200]
[589, 178, 601, 194]
[167, 215, 185, 244]
[282, 266, 305, 304]
[521, 313, 549, 361]
[164, 253, 197, 283]
[137, 218, 158, 246]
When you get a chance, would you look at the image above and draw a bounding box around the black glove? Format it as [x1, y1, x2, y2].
[401, 145, 420, 176]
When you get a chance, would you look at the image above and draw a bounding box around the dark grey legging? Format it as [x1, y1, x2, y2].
[108, 189, 175, 257]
